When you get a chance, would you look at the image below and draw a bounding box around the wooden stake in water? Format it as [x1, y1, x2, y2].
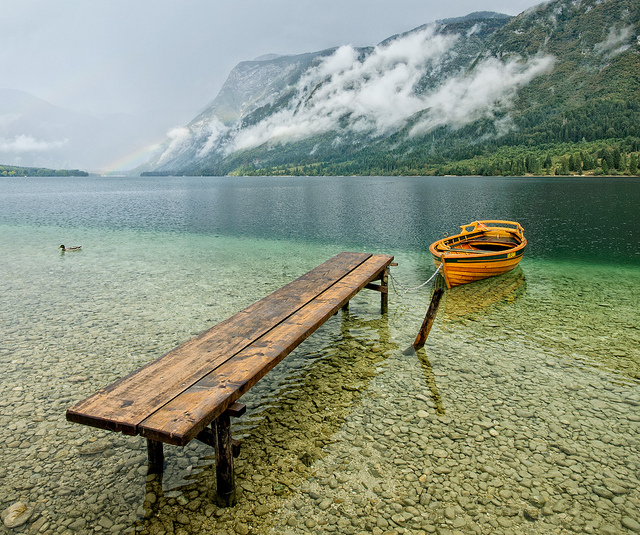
[413, 288, 444, 349]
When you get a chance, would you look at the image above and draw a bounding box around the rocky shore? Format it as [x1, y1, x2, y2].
[3, 305, 638, 535]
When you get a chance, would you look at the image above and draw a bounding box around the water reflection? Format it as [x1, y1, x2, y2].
[441, 268, 527, 324]
[414, 347, 445, 415]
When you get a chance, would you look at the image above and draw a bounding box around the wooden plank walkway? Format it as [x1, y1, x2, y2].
[67, 252, 394, 505]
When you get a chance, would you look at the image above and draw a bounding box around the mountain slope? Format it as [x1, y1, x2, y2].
[148, 49, 341, 171]
[0, 89, 91, 168]
[0, 89, 195, 172]
[146, 0, 640, 176]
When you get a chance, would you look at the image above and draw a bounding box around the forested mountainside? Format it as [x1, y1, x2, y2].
[143, 0, 640, 177]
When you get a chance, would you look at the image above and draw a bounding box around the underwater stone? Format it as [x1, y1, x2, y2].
[622, 517, 640, 532]
[1, 501, 33, 529]
[77, 439, 111, 455]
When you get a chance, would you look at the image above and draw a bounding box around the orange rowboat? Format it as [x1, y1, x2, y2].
[429, 220, 526, 289]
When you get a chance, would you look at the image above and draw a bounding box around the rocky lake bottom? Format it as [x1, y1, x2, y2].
[1, 232, 639, 535]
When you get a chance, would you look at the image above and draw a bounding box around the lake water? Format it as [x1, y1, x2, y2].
[1, 175, 639, 534]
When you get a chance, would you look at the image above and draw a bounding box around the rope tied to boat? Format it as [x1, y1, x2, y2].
[389, 264, 442, 297]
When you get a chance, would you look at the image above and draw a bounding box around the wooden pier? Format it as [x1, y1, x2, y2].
[67, 252, 394, 506]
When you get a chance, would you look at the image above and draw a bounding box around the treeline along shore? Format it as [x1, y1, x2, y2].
[0, 165, 89, 177]
[142, 138, 640, 178]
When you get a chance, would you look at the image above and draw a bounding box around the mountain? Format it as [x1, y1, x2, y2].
[0, 89, 90, 169]
[0, 89, 194, 172]
[145, 0, 640, 176]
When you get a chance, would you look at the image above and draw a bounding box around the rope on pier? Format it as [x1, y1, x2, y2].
[389, 264, 442, 297]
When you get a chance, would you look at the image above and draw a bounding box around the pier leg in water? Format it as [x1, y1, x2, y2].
[414, 287, 445, 349]
[214, 403, 246, 507]
[215, 411, 235, 507]
[146, 439, 164, 474]
[381, 267, 390, 314]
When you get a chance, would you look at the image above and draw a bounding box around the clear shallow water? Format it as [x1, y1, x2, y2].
[0, 175, 639, 534]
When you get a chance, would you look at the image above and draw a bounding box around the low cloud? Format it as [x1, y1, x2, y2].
[230, 26, 459, 152]
[409, 54, 555, 136]
[594, 26, 633, 57]
[192, 23, 555, 158]
[157, 127, 192, 165]
[196, 118, 228, 158]
[0, 134, 67, 153]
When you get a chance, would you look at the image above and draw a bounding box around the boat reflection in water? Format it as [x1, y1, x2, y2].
[439, 267, 527, 323]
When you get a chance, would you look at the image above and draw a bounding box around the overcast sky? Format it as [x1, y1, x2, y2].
[3, 0, 542, 123]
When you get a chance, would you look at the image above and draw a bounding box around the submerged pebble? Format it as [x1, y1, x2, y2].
[1, 502, 33, 529]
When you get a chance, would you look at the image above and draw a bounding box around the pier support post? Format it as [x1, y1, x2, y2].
[215, 412, 235, 507]
[381, 267, 389, 315]
[146, 439, 164, 474]
[214, 403, 246, 507]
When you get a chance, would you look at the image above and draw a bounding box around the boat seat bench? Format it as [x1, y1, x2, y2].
[66, 252, 394, 506]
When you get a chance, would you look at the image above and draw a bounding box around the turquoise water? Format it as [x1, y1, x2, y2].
[1, 175, 639, 534]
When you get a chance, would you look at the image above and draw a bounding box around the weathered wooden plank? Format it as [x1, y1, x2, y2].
[138, 254, 394, 445]
[66, 252, 372, 433]
[364, 282, 386, 292]
[138, 301, 340, 444]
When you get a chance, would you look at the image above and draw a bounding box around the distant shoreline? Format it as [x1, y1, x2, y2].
[0, 164, 89, 177]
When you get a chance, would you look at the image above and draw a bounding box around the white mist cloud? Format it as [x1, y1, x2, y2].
[0, 134, 67, 153]
[594, 25, 633, 57]
[230, 26, 459, 152]
[196, 118, 228, 158]
[216, 24, 555, 153]
[157, 126, 192, 165]
[466, 24, 481, 37]
[410, 54, 556, 136]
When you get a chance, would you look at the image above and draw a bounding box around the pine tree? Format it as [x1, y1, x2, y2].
[613, 147, 622, 169]
[604, 149, 615, 170]
[581, 151, 594, 171]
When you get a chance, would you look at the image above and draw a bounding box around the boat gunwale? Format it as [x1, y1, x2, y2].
[429, 220, 526, 261]
[428, 220, 527, 288]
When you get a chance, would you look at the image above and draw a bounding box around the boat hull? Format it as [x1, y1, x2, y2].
[429, 220, 526, 289]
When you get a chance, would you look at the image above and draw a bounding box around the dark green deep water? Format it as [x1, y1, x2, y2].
[2, 175, 638, 265]
[0, 175, 638, 534]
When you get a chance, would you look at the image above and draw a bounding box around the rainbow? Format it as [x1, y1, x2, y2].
[100, 141, 162, 175]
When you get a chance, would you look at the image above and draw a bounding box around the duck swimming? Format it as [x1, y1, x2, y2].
[59, 244, 82, 252]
